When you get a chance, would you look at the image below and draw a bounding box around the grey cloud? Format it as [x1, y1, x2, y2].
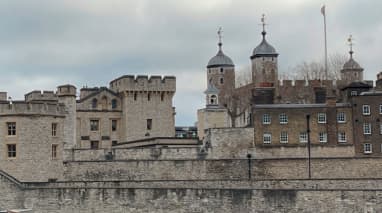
[0, 0, 381, 125]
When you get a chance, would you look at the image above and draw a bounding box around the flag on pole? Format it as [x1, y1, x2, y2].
[321, 5, 325, 16]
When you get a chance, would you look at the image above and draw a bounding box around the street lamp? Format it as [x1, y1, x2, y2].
[306, 114, 311, 179]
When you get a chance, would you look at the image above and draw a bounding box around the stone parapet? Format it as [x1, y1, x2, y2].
[109, 75, 176, 92]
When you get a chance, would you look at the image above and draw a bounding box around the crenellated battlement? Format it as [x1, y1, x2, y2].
[25, 90, 58, 102]
[109, 75, 176, 92]
[278, 79, 373, 89]
[0, 101, 66, 116]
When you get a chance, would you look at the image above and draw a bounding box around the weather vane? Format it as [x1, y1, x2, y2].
[347, 34, 354, 57]
[217, 27, 223, 44]
[261, 14, 266, 32]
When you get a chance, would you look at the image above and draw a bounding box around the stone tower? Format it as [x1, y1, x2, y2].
[206, 28, 235, 107]
[251, 15, 278, 88]
[341, 35, 363, 82]
[109, 75, 176, 141]
[57, 85, 77, 159]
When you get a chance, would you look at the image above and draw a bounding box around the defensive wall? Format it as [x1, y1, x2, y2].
[63, 157, 382, 181]
[1, 170, 382, 212]
[0, 102, 66, 116]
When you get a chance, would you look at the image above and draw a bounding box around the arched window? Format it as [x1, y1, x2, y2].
[220, 77, 224, 84]
[92, 98, 98, 109]
[210, 95, 217, 105]
[220, 68, 224, 73]
[111, 99, 117, 109]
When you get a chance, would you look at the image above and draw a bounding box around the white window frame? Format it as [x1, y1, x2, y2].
[319, 132, 327, 143]
[299, 132, 308, 143]
[279, 113, 288, 124]
[338, 132, 346, 143]
[7, 122, 16, 136]
[280, 131, 288, 143]
[363, 123, 371, 135]
[364, 143, 372, 154]
[263, 133, 272, 144]
[262, 113, 271, 124]
[337, 112, 346, 123]
[317, 113, 327, 124]
[362, 105, 371, 115]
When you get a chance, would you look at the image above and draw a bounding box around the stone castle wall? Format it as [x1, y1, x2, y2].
[2, 174, 382, 212]
[0, 114, 65, 182]
[62, 157, 382, 181]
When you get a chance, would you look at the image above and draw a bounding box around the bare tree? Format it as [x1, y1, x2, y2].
[287, 53, 348, 80]
[223, 87, 252, 127]
[235, 65, 252, 87]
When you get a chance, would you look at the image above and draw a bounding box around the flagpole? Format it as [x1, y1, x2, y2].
[322, 5, 328, 80]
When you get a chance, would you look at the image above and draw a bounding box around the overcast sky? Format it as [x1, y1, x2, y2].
[0, 0, 381, 126]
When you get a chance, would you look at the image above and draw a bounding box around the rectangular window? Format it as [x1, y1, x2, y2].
[147, 119, 152, 130]
[279, 113, 288, 124]
[364, 143, 372, 154]
[317, 113, 327, 124]
[52, 144, 58, 159]
[380, 105, 382, 114]
[363, 123, 371, 135]
[90, 120, 99, 131]
[337, 112, 346, 123]
[7, 122, 16, 136]
[362, 105, 371, 115]
[351, 91, 357, 96]
[111, 120, 117, 132]
[299, 132, 308, 143]
[112, 140, 118, 146]
[263, 133, 271, 144]
[262, 113, 271, 124]
[338, 132, 346, 143]
[7, 144, 16, 158]
[280, 131, 288, 143]
[52, 123, 57, 136]
[319, 132, 327, 143]
[90, 141, 99, 149]
[380, 124, 382, 135]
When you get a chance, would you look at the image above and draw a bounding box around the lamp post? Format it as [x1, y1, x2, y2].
[306, 114, 311, 179]
[247, 153, 252, 180]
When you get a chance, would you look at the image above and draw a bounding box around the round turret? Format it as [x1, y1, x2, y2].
[340, 36, 363, 82]
[343, 57, 362, 70]
[207, 42, 234, 68]
[57, 84, 76, 97]
[251, 31, 278, 59]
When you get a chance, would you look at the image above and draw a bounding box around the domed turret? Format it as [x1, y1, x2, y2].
[207, 49, 234, 68]
[251, 31, 278, 58]
[341, 35, 363, 82]
[206, 27, 236, 107]
[207, 30, 234, 68]
[251, 14, 279, 88]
